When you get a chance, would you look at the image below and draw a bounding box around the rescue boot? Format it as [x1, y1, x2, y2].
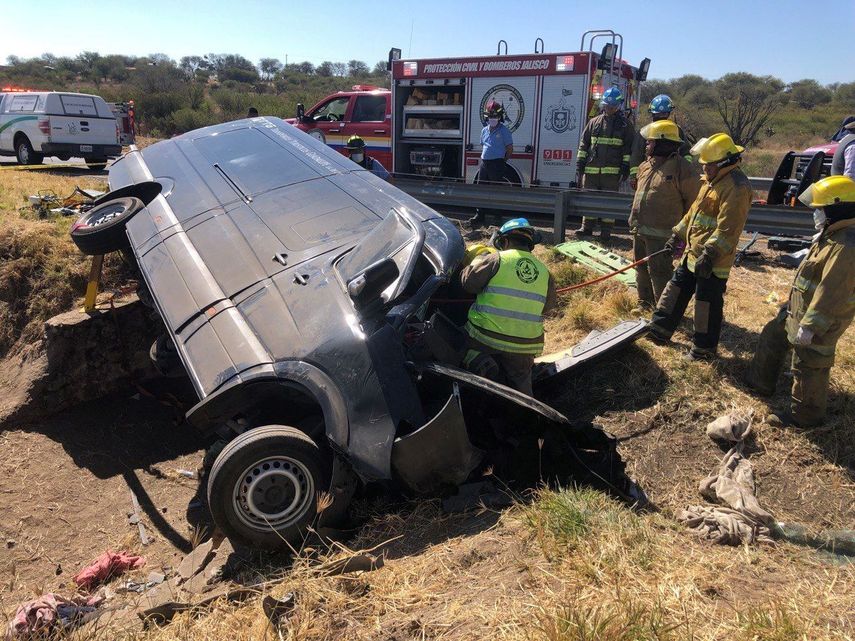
[745, 309, 790, 396]
[790, 364, 830, 428]
[468, 210, 486, 227]
[684, 346, 717, 362]
[573, 220, 594, 237]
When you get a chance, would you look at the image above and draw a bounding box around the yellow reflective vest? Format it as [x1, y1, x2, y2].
[466, 249, 549, 354]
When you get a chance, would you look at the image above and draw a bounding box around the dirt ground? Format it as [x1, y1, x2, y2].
[0, 161, 853, 638]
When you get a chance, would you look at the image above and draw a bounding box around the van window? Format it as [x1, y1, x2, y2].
[9, 95, 39, 113]
[60, 95, 98, 116]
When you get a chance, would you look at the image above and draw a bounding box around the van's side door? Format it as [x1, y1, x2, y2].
[303, 96, 353, 151]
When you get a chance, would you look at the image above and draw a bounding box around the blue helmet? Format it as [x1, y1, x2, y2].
[649, 94, 674, 115]
[601, 86, 624, 107]
[496, 217, 538, 246]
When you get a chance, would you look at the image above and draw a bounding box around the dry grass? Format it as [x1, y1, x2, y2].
[0, 168, 134, 356]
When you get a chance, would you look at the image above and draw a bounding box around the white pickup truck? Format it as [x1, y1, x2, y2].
[0, 91, 123, 167]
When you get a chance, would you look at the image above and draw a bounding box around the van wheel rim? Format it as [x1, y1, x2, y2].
[233, 457, 314, 531]
[84, 203, 126, 228]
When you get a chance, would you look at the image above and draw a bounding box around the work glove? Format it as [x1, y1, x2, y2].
[619, 161, 630, 180]
[694, 250, 714, 279]
[663, 233, 684, 259]
[793, 326, 815, 346]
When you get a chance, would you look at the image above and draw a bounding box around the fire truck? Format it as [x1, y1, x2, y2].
[388, 32, 650, 187]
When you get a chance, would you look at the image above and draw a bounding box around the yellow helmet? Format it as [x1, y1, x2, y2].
[798, 175, 855, 208]
[690, 133, 745, 164]
[463, 243, 497, 266]
[640, 120, 681, 143]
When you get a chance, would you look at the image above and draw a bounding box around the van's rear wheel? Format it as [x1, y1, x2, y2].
[70, 196, 144, 255]
[15, 138, 43, 166]
[207, 425, 330, 550]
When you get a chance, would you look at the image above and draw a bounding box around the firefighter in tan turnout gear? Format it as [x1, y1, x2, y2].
[575, 87, 635, 242]
[746, 176, 855, 427]
[629, 119, 700, 309]
[460, 218, 557, 396]
[629, 94, 692, 189]
[648, 133, 752, 360]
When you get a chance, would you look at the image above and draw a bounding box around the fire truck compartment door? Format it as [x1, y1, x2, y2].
[468, 77, 536, 151]
[536, 75, 587, 185]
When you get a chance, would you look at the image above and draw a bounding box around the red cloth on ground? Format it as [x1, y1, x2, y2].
[72, 551, 145, 590]
[7, 593, 102, 639]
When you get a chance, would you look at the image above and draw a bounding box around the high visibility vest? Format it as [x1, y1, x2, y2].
[466, 249, 549, 354]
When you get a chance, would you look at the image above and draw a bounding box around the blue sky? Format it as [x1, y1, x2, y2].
[4, 0, 853, 84]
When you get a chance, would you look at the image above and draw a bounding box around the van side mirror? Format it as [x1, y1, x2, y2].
[296, 103, 305, 121]
[347, 257, 399, 309]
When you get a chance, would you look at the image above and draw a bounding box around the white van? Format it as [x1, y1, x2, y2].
[0, 91, 122, 167]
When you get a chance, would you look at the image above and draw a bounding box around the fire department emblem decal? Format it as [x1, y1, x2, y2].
[515, 257, 540, 284]
[544, 90, 576, 134]
[480, 84, 525, 133]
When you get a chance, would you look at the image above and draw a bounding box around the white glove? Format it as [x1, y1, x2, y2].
[794, 326, 815, 346]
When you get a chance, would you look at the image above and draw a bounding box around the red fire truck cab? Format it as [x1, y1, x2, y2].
[389, 34, 649, 187]
[288, 86, 392, 169]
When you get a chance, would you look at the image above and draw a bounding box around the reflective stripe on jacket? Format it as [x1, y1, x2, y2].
[466, 249, 549, 354]
[672, 164, 752, 278]
[577, 112, 634, 172]
[630, 153, 700, 238]
[786, 218, 855, 359]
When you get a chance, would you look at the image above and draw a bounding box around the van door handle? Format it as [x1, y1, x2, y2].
[80, 121, 89, 125]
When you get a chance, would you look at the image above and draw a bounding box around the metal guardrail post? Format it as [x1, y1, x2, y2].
[83, 254, 104, 313]
[552, 190, 568, 244]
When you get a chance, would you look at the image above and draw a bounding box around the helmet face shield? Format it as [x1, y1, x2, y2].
[798, 175, 855, 208]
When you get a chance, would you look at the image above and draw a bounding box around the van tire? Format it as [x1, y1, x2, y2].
[70, 196, 144, 255]
[15, 137, 43, 166]
[207, 425, 331, 550]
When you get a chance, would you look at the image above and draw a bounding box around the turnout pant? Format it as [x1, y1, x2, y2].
[746, 305, 833, 426]
[464, 337, 536, 396]
[475, 158, 508, 221]
[581, 173, 620, 227]
[633, 233, 674, 308]
[650, 261, 727, 355]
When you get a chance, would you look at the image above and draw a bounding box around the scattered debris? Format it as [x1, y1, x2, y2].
[553, 241, 637, 286]
[767, 236, 811, 252]
[73, 551, 145, 591]
[318, 553, 385, 577]
[706, 409, 754, 442]
[139, 585, 256, 628]
[262, 592, 295, 626]
[7, 593, 103, 639]
[679, 445, 775, 546]
[176, 539, 215, 582]
[777, 247, 809, 268]
[129, 489, 150, 546]
[27, 187, 104, 218]
[734, 232, 761, 265]
[176, 469, 196, 479]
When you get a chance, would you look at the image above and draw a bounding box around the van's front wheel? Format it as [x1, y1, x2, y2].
[15, 138, 43, 166]
[207, 425, 330, 550]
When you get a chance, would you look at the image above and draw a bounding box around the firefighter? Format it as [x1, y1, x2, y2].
[629, 120, 700, 310]
[746, 175, 855, 427]
[344, 135, 390, 180]
[575, 87, 635, 242]
[469, 100, 514, 227]
[648, 133, 752, 360]
[629, 94, 692, 189]
[830, 117, 855, 180]
[460, 218, 556, 395]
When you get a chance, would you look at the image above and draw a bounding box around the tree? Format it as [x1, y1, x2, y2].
[179, 55, 207, 81]
[714, 73, 784, 146]
[331, 62, 347, 77]
[347, 59, 369, 77]
[788, 79, 832, 109]
[834, 82, 855, 110]
[296, 61, 315, 75]
[216, 54, 259, 83]
[316, 61, 334, 77]
[372, 60, 387, 75]
[258, 57, 283, 80]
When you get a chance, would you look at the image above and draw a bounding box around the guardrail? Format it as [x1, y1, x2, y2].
[395, 178, 811, 243]
[748, 176, 773, 192]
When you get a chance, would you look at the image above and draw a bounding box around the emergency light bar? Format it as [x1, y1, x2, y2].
[402, 62, 418, 77]
[555, 55, 574, 72]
